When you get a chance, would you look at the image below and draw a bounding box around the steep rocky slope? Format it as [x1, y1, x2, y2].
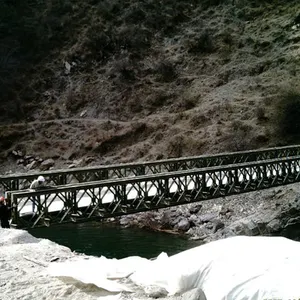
[1, 0, 300, 172]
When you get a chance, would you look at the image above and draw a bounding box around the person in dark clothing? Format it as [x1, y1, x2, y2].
[0, 196, 11, 228]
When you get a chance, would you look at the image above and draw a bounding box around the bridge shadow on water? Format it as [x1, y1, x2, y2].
[28, 222, 203, 259]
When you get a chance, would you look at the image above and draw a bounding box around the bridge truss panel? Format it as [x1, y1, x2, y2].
[7, 155, 300, 228]
[2, 144, 300, 192]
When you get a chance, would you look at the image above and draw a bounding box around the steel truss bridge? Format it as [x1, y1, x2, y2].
[1, 144, 300, 192]
[5, 149, 300, 228]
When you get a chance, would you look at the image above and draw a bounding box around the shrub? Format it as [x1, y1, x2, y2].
[97, 0, 122, 21]
[201, 0, 226, 7]
[187, 30, 214, 54]
[0, 45, 20, 119]
[143, 91, 175, 112]
[225, 120, 253, 151]
[256, 106, 268, 122]
[221, 30, 235, 51]
[128, 98, 143, 113]
[179, 97, 198, 111]
[155, 60, 177, 82]
[189, 114, 209, 128]
[123, 4, 147, 23]
[276, 89, 300, 137]
[113, 58, 136, 82]
[167, 134, 184, 157]
[86, 25, 117, 59]
[86, 24, 151, 60]
[117, 25, 151, 53]
[64, 83, 88, 113]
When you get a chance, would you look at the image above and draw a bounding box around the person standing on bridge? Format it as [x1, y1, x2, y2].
[30, 176, 46, 190]
[29, 176, 46, 213]
[0, 196, 11, 228]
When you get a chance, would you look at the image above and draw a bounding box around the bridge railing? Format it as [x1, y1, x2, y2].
[7, 155, 300, 228]
[1, 144, 300, 192]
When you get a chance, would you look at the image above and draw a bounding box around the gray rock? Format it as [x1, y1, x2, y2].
[186, 227, 197, 236]
[162, 210, 178, 220]
[67, 158, 85, 169]
[240, 219, 260, 236]
[221, 228, 236, 238]
[40, 158, 55, 170]
[212, 219, 225, 233]
[189, 214, 200, 226]
[12, 150, 24, 157]
[144, 285, 168, 298]
[198, 213, 218, 223]
[189, 204, 202, 214]
[170, 216, 184, 227]
[225, 211, 233, 219]
[26, 160, 39, 170]
[17, 159, 24, 165]
[80, 110, 87, 117]
[219, 205, 233, 216]
[175, 218, 190, 231]
[24, 155, 33, 160]
[181, 288, 207, 300]
[190, 234, 207, 241]
[229, 222, 246, 235]
[258, 211, 278, 224]
[68, 163, 77, 169]
[205, 223, 214, 230]
[233, 219, 260, 236]
[186, 225, 207, 239]
[266, 219, 281, 233]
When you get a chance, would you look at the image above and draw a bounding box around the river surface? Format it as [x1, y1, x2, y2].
[28, 222, 203, 259]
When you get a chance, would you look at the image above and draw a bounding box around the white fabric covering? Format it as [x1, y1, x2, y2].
[48, 236, 300, 299]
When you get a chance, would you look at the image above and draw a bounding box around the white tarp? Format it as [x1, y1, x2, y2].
[48, 235, 300, 299]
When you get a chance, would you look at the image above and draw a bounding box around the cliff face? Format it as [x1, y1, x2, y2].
[1, 0, 300, 170]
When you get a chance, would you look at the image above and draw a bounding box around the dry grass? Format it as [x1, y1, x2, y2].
[1, 0, 300, 168]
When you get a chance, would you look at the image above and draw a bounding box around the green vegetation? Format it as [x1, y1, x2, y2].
[276, 89, 300, 140]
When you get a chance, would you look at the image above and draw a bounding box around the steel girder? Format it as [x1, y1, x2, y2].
[7, 155, 300, 228]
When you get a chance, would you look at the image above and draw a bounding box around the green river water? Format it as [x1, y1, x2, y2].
[29, 222, 203, 259]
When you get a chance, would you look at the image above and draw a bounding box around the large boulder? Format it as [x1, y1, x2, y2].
[40, 158, 55, 170]
[175, 218, 190, 231]
[181, 288, 207, 300]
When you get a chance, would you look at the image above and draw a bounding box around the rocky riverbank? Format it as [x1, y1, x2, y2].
[0, 229, 208, 300]
[118, 183, 300, 244]
[2, 155, 300, 246]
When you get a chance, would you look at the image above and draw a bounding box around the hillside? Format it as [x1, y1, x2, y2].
[1, 0, 300, 172]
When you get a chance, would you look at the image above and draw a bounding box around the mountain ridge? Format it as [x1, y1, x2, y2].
[1, 0, 300, 172]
